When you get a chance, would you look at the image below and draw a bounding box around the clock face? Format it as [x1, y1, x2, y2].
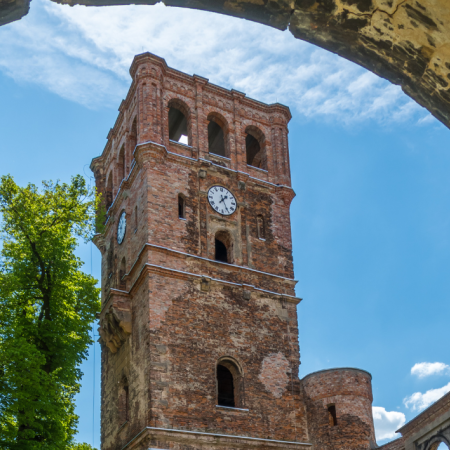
[117, 211, 126, 245]
[207, 186, 237, 216]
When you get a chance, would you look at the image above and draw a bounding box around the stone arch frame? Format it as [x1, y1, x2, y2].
[425, 436, 450, 450]
[216, 356, 245, 409]
[206, 110, 230, 158]
[3, 1, 450, 129]
[245, 124, 267, 170]
[167, 97, 193, 146]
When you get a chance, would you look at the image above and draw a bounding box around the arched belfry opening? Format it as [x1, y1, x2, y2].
[208, 114, 227, 157]
[168, 99, 190, 145]
[130, 117, 137, 152]
[118, 145, 126, 182]
[245, 126, 266, 170]
[106, 172, 113, 211]
[215, 230, 232, 264]
[217, 359, 243, 408]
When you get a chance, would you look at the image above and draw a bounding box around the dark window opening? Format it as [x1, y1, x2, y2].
[328, 405, 337, 426]
[214, 230, 232, 264]
[106, 173, 113, 211]
[246, 134, 261, 167]
[130, 117, 137, 152]
[169, 107, 188, 145]
[245, 127, 266, 170]
[208, 120, 225, 157]
[217, 365, 235, 407]
[118, 145, 126, 181]
[215, 239, 228, 263]
[178, 194, 186, 219]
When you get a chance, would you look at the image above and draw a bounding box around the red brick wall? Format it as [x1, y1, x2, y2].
[302, 368, 376, 450]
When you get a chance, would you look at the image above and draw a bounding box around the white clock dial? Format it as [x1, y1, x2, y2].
[117, 211, 126, 245]
[207, 186, 237, 216]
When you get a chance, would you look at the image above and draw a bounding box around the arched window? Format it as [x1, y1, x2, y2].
[106, 173, 113, 211]
[118, 145, 126, 182]
[169, 106, 189, 145]
[215, 230, 232, 264]
[118, 378, 129, 425]
[245, 126, 266, 170]
[217, 359, 242, 408]
[107, 238, 114, 275]
[257, 215, 265, 240]
[130, 117, 137, 152]
[208, 115, 226, 157]
[119, 257, 126, 290]
[178, 194, 186, 219]
[328, 404, 337, 426]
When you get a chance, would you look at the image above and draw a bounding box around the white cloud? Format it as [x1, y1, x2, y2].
[0, 0, 431, 124]
[404, 382, 450, 412]
[411, 362, 450, 378]
[373, 406, 406, 441]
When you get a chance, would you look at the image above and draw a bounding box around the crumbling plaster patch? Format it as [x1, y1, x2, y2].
[259, 352, 290, 398]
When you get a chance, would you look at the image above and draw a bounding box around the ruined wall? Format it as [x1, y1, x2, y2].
[302, 368, 376, 450]
[2, 1, 450, 130]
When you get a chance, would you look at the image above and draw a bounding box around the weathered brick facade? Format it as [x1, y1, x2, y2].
[91, 52, 377, 450]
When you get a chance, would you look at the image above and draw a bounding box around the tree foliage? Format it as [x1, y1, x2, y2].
[0, 175, 101, 449]
[70, 444, 98, 450]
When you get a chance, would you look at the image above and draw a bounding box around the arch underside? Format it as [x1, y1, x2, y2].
[2, 0, 450, 129]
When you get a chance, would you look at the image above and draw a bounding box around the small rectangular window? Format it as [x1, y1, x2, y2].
[328, 404, 337, 426]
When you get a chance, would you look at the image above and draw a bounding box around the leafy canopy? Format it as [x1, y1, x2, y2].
[0, 175, 101, 450]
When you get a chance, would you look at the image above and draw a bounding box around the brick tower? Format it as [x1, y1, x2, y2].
[91, 52, 376, 450]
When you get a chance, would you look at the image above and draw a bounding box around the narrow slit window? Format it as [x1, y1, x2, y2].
[119, 257, 126, 290]
[118, 380, 129, 425]
[328, 405, 337, 426]
[257, 215, 265, 240]
[178, 194, 186, 219]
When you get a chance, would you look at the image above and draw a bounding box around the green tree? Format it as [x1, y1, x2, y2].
[0, 175, 101, 450]
[70, 443, 98, 450]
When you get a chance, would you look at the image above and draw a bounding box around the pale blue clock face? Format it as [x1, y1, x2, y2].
[208, 186, 237, 216]
[117, 211, 126, 244]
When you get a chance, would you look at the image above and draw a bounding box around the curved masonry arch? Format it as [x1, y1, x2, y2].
[1, 0, 450, 129]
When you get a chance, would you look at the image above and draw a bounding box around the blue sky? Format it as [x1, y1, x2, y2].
[1, 0, 450, 447]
